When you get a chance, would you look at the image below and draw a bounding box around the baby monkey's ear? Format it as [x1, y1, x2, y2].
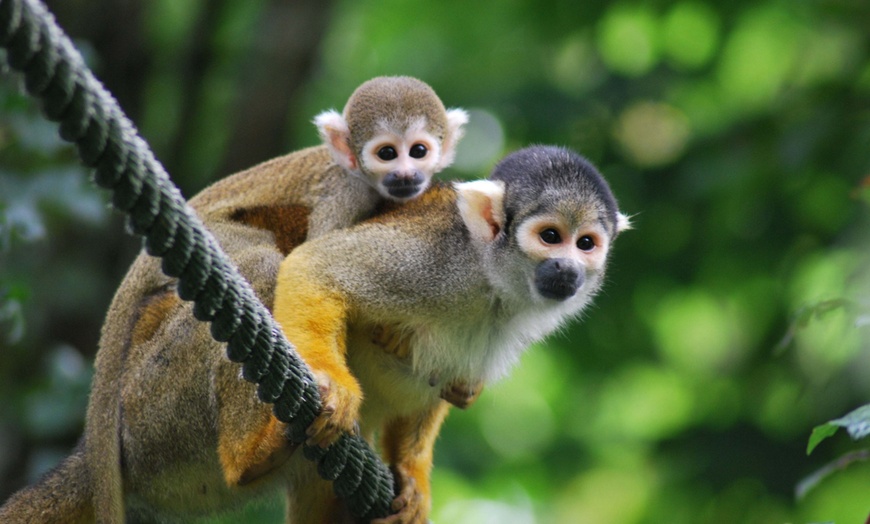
[454, 180, 505, 243]
[314, 110, 357, 171]
[437, 108, 469, 171]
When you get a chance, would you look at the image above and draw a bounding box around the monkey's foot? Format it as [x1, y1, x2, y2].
[440, 379, 484, 409]
[372, 467, 428, 524]
[305, 374, 361, 448]
[372, 324, 412, 359]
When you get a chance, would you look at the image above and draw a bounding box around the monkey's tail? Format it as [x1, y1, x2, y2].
[0, 440, 94, 524]
[85, 352, 126, 524]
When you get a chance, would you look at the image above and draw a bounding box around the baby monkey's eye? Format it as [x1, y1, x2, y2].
[577, 235, 595, 251]
[539, 228, 561, 244]
[377, 146, 398, 161]
[409, 143, 428, 159]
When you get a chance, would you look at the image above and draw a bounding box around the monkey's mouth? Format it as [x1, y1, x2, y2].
[382, 171, 426, 200]
[537, 279, 580, 301]
[385, 185, 423, 199]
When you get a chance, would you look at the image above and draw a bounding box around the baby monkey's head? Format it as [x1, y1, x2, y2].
[315, 76, 468, 202]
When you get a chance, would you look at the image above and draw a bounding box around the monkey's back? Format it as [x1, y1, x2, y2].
[289, 182, 489, 322]
[190, 145, 333, 217]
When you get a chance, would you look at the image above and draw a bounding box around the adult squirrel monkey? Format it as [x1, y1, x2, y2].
[0, 76, 466, 523]
[273, 145, 631, 523]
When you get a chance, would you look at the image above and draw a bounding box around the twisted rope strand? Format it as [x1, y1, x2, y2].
[0, 0, 394, 518]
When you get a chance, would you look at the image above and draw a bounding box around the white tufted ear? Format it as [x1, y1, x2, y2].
[454, 179, 505, 243]
[437, 108, 469, 170]
[616, 212, 632, 233]
[314, 110, 357, 171]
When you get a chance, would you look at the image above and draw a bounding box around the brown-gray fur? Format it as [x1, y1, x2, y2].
[0, 76, 465, 523]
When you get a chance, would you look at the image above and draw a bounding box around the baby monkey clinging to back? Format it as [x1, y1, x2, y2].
[197, 75, 469, 241]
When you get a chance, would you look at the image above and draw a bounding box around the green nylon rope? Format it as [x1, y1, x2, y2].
[0, 0, 395, 519]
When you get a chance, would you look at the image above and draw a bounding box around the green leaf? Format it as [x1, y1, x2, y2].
[830, 404, 870, 441]
[807, 404, 870, 455]
[807, 423, 840, 455]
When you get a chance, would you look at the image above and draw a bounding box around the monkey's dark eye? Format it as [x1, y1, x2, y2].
[577, 235, 595, 251]
[377, 146, 398, 161]
[409, 143, 428, 159]
[540, 229, 561, 244]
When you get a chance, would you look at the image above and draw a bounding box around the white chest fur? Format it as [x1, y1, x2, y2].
[346, 294, 588, 435]
[409, 295, 587, 384]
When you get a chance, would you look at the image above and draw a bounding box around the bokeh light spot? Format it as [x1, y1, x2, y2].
[594, 364, 694, 441]
[614, 101, 690, 167]
[453, 108, 505, 176]
[596, 6, 660, 77]
[652, 289, 749, 375]
[661, 2, 720, 69]
[554, 467, 655, 524]
[717, 7, 800, 109]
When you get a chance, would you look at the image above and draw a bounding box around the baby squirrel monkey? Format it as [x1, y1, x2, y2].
[196, 75, 468, 240]
[273, 145, 631, 523]
[0, 76, 466, 523]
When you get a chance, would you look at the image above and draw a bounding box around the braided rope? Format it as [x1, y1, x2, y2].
[0, 0, 394, 519]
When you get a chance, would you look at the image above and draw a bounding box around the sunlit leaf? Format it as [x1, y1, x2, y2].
[831, 404, 870, 441]
[807, 404, 870, 455]
[807, 423, 840, 455]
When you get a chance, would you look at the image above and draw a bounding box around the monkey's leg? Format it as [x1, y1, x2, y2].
[0, 441, 95, 524]
[375, 402, 451, 524]
[273, 261, 361, 448]
[215, 360, 298, 486]
[285, 453, 354, 524]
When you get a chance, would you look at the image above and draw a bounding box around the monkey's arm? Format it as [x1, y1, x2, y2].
[273, 252, 362, 448]
[375, 401, 451, 524]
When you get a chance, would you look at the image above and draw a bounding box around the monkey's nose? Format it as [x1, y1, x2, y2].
[382, 171, 426, 199]
[534, 258, 584, 301]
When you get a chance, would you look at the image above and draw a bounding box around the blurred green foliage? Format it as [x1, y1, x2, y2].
[2, 0, 869, 522]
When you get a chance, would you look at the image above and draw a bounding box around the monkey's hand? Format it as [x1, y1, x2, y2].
[440, 379, 484, 409]
[371, 324, 412, 360]
[306, 372, 361, 448]
[372, 465, 428, 524]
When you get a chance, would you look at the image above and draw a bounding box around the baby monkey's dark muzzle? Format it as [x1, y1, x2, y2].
[383, 171, 426, 199]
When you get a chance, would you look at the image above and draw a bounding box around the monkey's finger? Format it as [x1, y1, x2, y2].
[440, 387, 472, 409]
[390, 492, 409, 512]
[305, 410, 334, 444]
[305, 421, 341, 448]
[390, 337, 412, 359]
[372, 505, 425, 524]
